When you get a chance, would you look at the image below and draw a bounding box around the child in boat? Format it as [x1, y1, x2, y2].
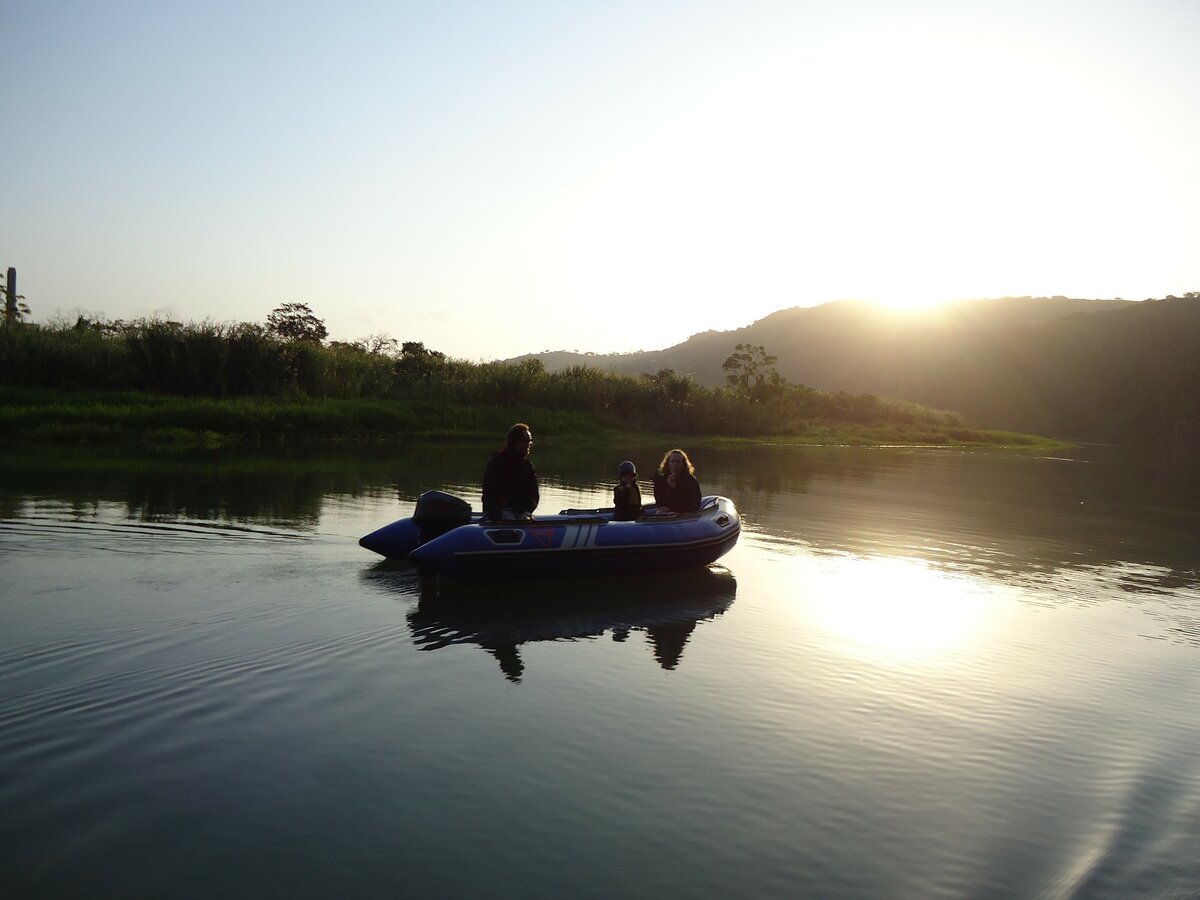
[612, 460, 642, 521]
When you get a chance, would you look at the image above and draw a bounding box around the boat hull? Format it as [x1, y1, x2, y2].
[360, 495, 741, 582]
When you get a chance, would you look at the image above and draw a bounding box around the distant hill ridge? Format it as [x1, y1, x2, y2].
[507, 295, 1200, 445]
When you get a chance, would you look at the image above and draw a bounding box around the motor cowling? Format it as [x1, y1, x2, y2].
[412, 490, 472, 543]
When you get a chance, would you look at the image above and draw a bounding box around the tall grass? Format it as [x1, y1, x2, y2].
[0, 319, 135, 389]
[1, 317, 988, 441]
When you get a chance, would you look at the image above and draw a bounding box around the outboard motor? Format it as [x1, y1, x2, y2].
[412, 490, 472, 544]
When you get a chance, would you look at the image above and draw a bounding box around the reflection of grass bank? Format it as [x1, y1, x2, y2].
[706, 427, 1061, 449]
[0, 386, 1061, 449]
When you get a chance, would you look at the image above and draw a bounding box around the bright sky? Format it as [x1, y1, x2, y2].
[4, 0, 1198, 360]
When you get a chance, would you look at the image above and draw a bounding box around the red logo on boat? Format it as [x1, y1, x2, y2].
[529, 527, 556, 547]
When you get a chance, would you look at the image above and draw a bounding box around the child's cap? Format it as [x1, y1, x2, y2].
[618, 460, 637, 476]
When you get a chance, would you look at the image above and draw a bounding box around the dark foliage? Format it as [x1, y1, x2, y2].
[267, 303, 328, 344]
[0, 317, 975, 441]
[511, 293, 1200, 446]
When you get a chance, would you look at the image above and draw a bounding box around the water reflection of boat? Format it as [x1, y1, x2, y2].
[359, 491, 741, 582]
[405, 568, 738, 682]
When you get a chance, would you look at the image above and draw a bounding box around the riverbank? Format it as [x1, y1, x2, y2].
[0, 386, 1063, 449]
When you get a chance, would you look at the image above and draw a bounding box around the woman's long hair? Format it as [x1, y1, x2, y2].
[657, 448, 695, 476]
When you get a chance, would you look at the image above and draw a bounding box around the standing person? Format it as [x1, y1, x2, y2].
[612, 460, 642, 521]
[482, 423, 539, 521]
[652, 448, 702, 515]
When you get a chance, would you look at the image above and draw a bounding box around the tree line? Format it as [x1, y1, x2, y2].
[0, 304, 1011, 442]
[511, 293, 1200, 447]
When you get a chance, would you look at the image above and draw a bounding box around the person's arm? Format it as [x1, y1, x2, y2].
[651, 473, 675, 514]
[652, 473, 667, 506]
[481, 456, 504, 520]
[683, 474, 702, 512]
[526, 462, 539, 514]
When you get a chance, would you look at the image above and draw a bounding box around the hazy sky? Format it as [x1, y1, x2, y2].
[4, 0, 1198, 360]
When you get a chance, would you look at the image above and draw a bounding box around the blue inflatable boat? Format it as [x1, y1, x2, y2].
[359, 490, 740, 582]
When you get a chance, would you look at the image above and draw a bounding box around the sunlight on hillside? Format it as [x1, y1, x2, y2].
[799, 556, 1003, 662]
[546, 20, 1184, 352]
[864, 293, 955, 312]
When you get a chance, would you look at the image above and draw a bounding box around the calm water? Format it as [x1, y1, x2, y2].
[2, 442, 1199, 899]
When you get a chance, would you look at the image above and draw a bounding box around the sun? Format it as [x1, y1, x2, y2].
[863, 292, 956, 313]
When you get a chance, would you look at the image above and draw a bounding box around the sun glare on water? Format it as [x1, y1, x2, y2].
[798, 555, 1003, 662]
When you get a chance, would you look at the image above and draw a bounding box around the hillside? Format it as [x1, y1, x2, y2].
[508, 295, 1200, 445]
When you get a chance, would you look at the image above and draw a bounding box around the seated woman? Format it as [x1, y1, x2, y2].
[651, 448, 702, 515]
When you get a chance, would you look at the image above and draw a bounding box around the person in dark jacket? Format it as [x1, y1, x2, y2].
[612, 460, 642, 521]
[482, 423, 539, 520]
[652, 448, 702, 515]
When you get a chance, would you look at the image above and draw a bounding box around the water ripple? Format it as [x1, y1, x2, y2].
[0, 515, 308, 553]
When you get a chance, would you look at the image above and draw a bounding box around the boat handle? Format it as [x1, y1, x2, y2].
[485, 529, 524, 544]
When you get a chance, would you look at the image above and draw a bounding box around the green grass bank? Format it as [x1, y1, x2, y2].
[0, 319, 1062, 448]
[0, 386, 1061, 450]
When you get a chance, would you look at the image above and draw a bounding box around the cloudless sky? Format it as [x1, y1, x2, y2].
[4, 0, 1198, 360]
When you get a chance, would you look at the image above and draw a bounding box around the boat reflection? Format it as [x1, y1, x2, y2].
[405, 567, 737, 683]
